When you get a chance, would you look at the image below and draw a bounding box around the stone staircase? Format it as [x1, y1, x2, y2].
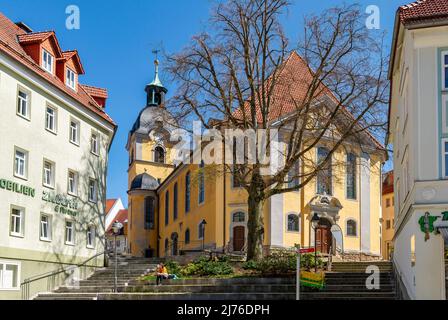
[34, 259, 397, 300]
[34, 256, 163, 300]
[330, 261, 393, 273]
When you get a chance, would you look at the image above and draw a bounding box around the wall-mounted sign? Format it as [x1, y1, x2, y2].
[419, 212, 439, 241]
[442, 212, 448, 221]
[42, 191, 79, 217]
[0, 178, 35, 197]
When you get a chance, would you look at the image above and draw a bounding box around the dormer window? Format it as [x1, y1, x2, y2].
[66, 67, 76, 90]
[42, 49, 54, 73]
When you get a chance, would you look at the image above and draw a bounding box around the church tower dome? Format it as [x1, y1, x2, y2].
[145, 57, 168, 107]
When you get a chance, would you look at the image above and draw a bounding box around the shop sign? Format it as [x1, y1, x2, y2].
[42, 191, 78, 217]
[0, 178, 35, 197]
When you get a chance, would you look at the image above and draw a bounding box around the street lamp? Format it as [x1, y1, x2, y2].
[201, 219, 207, 251]
[311, 213, 320, 272]
[112, 220, 123, 293]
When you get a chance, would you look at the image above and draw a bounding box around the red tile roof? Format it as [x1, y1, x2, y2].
[17, 31, 53, 43]
[0, 12, 115, 127]
[106, 209, 128, 233]
[399, 0, 448, 25]
[235, 51, 384, 150]
[105, 199, 118, 215]
[81, 84, 108, 99]
[18, 31, 63, 58]
[60, 50, 85, 74]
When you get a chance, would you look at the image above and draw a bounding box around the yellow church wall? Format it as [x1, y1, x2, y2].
[127, 136, 383, 258]
[141, 140, 174, 164]
[283, 191, 302, 248]
[157, 163, 220, 255]
[128, 192, 157, 256]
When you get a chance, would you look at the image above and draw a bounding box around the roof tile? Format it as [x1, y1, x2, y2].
[399, 0, 448, 25]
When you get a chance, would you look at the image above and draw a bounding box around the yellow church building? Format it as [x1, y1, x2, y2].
[126, 54, 386, 259]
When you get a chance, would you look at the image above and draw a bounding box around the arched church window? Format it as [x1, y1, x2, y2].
[154, 146, 165, 164]
[233, 212, 245, 223]
[346, 219, 357, 236]
[144, 196, 155, 230]
[287, 214, 300, 232]
[317, 147, 332, 195]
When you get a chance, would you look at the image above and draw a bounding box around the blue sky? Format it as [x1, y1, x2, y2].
[1, 0, 406, 205]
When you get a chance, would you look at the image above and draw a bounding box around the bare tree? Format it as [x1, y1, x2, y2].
[166, 0, 388, 261]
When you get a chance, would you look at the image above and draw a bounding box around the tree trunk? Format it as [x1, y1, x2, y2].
[246, 172, 265, 261]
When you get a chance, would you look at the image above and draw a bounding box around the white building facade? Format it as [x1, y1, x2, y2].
[0, 14, 116, 299]
[389, 1, 448, 300]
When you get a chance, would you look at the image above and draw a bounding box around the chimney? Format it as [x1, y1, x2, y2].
[15, 22, 33, 34]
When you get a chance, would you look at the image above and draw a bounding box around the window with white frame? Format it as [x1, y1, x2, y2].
[287, 214, 300, 232]
[90, 133, 98, 155]
[88, 179, 97, 202]
[42, 49, 54, 73]
[232, 212, 245, 223]
[14, 148, 27, 179]
[66, 68, 76, 90]
[443, 51, 448, 90]
[65, 220, 74, 244]
[45, 106, 57, 132]
[346, 153, 357, 200]
[69, 120, 80, 145]
[10, 207, 24, 237]
[43, 160, 55, 188]
[317, 147, 332, 195]
[40, 215, 51, 241]
[198, 161, 205, 204]
[68, 170, 78, 196]
[0, 261, 20, 290]
[443, 139, 448, 178]
[87, 225, 95, 248]
[346, 219, 357, 237]
[17, 90, 29, 119]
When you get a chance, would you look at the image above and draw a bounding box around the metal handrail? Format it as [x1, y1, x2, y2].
[390, 252, 410, 300]
[20, 251, 105, 300]
[164, 240, 204, 256]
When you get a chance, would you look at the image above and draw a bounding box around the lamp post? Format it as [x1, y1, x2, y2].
[112, 221, 123, 293]
[311, 213, 320, 272]
[201, 219, 207, 251]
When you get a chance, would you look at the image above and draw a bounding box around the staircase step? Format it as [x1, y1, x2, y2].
[97, 292, 295, 300]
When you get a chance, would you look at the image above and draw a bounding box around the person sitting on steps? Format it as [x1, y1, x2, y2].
[156, 263, 169, 285]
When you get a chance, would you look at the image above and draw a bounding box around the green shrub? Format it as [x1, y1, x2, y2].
[243, 250, 324, 275]
[300, 253, 324, 270]
[165, 261, 181, 275]
[256, 251, 296, 275]
[180, 257, 234, 277]
[242, 260, 258, 270]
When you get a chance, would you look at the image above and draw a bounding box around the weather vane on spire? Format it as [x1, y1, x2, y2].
[147, 48, 165, 89]
[152, 49, 160, 64]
